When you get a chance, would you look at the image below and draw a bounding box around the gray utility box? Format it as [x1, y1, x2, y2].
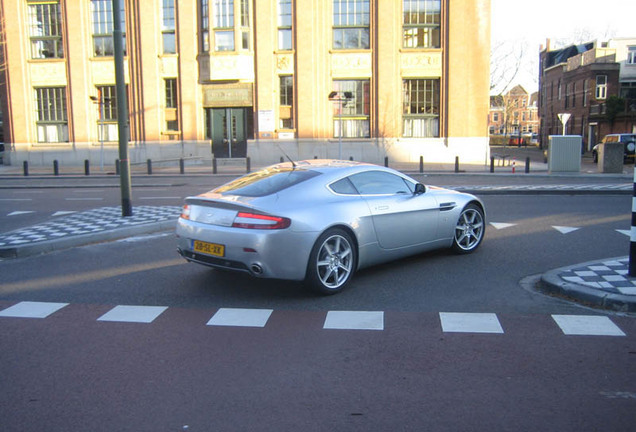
[548, 135, 582, 173]
[598, 141, 624, 173]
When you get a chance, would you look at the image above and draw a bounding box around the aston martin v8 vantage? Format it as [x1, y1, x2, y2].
[176, 160, 485, 294]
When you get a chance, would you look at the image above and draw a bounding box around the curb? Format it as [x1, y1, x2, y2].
[540, 257, 636, 313]
[0, 219, 177, 259]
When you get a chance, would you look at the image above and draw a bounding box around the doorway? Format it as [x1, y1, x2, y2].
[208, 108, 247, 158]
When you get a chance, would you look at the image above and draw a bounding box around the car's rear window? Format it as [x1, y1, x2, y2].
[214, 167, 321, 197]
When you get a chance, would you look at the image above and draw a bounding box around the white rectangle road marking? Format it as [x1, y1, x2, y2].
[0, 301, 68, 319]
[97, 305, 168, 323]
[323, 311, 384, 330]
[552, 315, 626, 336]
[439, 312, 504, 334]
[207, 308, 273, 327]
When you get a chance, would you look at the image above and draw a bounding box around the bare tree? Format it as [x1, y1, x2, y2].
[490, 40, 525, 95]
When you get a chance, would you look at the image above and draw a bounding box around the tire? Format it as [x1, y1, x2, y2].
[306, 228, 356, 295]
[452, 204, 485, 254]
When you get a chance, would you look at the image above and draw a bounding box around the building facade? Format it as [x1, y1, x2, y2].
[488, 85, 539, 139]
[538, 38, 636, 151]
[0, 0, 491, 167]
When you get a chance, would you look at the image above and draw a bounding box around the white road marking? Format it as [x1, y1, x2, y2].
[323, 311, 384, 330]
[553, 226, 580, 234]
[552, 315, 625, 336]
[207, 308, 273, 327]
[439, 312, 504, 334]
[97, 305, 168, 323]
[490, 222, 516, 230]
[0, 301, 68, 319]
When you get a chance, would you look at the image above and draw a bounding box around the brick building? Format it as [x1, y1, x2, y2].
[538, 38, 636, 151]
[0, 0, 491, 167]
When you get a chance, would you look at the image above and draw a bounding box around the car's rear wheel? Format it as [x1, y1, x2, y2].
[306, 228, 356, 295]
[452, 204, 485, 254]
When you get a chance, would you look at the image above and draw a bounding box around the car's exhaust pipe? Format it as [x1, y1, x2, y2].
[250, 264, 263, 275]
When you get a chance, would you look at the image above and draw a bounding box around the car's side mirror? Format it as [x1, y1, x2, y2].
[414, 183, 426, 195]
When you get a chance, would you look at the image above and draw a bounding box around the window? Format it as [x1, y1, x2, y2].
[165, 79, 179, 131]
[34, 87, 68, 143]
[239, 0, 250, 50]
[596, 75, 607, 100]
[583, 79, 588, 107]
[200, 0, 210, 51]
[91, 0, 126, 56]
[333, 0, 369, 50]
[332, 80, 370, 138]
[403, 0, 440, 48]
[162, 0, 176, 54]
[620, 81, 636, 99]
[95, 85, 118, 142]
[628, 46, 636, 65]
[279, 76, 294, 129]
[493, 112, 499, 122]
[213, 0, 234, 51]
[402, 79, 440, 138]
[28, 1, 63, 59]
[349, 171, 413, 195]
[278, 0, 292, 50]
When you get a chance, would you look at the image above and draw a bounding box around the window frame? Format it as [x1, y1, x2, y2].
[277, 0, 292, 51]
[27, 1, 64, 59]
[332, 79, 371, 139]
[34, 86, 68, 143]
[279, 75, 294, 130]
[162, 0, 176, 54]
[91, 0, 126, 57]
[165, 78, 179, 132]
[596, 75, 608, 100]
[402, 0, 441, 49]
[332, 0, 370, 50]
[402, 78, 440, 138]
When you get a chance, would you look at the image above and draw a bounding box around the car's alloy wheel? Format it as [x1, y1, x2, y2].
[452, 204, 485, 254]
[307, 228, 356, 295]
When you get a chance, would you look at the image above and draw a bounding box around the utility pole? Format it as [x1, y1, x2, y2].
[113, 0, 132, 216]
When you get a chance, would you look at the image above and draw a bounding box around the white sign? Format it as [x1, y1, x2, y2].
[258, 110, 275, 133]
[558, 113, 571, 135]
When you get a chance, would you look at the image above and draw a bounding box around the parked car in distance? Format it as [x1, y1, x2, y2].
[592, 133, 636, 163]
[176, 160, 486, 295]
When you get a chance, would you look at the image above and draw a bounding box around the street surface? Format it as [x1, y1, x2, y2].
[1, 167, 635, 431]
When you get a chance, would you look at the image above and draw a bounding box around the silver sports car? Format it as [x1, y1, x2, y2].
[176, 160, 485, 294]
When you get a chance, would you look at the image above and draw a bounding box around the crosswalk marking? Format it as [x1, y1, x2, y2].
[0, 301, 68, 318]
[439, 312, 504, 334]
[97, 305, 168, 323]
[207, 308, 273, 328]
[323, 311, 384, 330]
[0, 302, 631, 336]
[552, 315, 626, 336]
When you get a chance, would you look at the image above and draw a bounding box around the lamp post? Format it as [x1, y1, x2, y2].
[90, 91, 111, 171]
[328, 91, 353, 160]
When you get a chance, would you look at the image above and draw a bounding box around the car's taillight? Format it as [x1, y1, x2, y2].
[232, 212, 291, 230]
[180, 204, 191, 220]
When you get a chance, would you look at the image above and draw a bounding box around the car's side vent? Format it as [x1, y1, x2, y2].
[439, 202, 457, 212]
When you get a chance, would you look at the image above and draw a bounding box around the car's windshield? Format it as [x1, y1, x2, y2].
[214, 167, 321, 197]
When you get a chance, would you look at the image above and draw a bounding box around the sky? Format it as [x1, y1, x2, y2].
[490, 0, 635, 94]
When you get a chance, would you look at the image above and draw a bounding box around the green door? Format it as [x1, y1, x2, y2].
[210, 108, 247, 158]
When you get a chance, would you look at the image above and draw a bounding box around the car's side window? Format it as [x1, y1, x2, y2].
[348, 171, 412, 195]
[329, 177, 359, 195]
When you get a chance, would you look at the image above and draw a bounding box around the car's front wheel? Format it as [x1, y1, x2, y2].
[306, 228, 356, 295]
[452, 204, 485, 254]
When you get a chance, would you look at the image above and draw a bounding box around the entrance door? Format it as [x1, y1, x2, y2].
[209, 108, 247, 158]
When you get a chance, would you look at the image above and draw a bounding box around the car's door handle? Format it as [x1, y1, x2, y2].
[376, 205, 389, 211]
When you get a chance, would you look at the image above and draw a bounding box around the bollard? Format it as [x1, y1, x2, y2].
[147, 159, 152, 175]
[23, 161, 29, 176]
[115, 159, 120, 175]
[280, 157, 284, 163]
[525, 157, 530, 174]
[53, 160, 59, 176]
[455, 156, 459, 173]
[179, 158, 185, 174]
[349, 156, 353, 161]
[84, 159, 90, 176]
[419, 156, 424, 173]
[384, 156, 389, 167]
[212, 157, 217, 174]
[512, 157, 516, 174]
[490, 156, 495, 173]
[246, 157, 251, 173]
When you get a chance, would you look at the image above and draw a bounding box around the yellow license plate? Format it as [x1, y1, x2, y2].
[193, 240, 225, 257]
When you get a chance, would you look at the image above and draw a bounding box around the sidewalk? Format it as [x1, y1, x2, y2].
[1, 151, 635, 312]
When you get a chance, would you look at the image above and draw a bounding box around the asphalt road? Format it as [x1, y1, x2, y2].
[1, 175, 635, 431]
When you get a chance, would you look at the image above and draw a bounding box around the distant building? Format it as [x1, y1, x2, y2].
[538, 38, 636, 151]
[488, 85, 539, 139]
[0, 0, 491, 167]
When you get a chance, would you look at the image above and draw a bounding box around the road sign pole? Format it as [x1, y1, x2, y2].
[630, 167, 636, 276]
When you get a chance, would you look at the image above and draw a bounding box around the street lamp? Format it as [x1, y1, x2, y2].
[328, 91, 353, 160]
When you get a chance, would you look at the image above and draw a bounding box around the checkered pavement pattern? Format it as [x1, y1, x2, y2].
[561, 258, 636, 296]
[0, 206, 181, 247]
